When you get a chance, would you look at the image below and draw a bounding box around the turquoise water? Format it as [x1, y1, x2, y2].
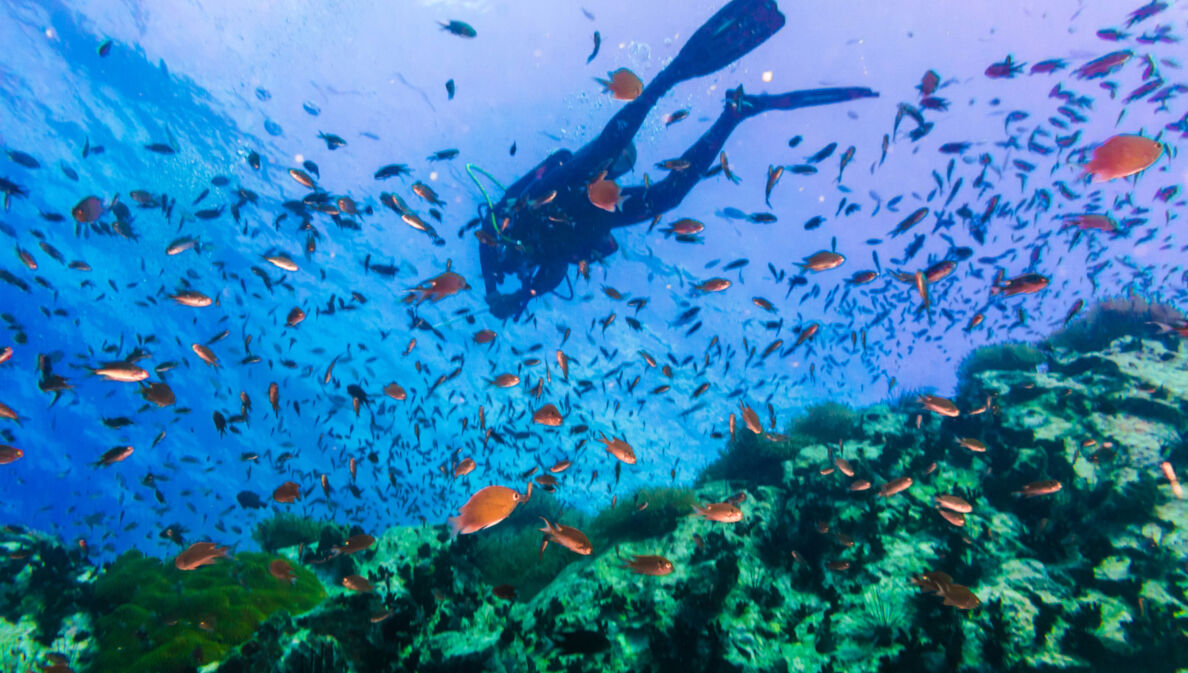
[0, 0, 1185, 671]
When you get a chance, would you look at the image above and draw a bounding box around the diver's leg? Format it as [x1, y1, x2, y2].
[606, 86, 879, 227]
[528, 0, 786, 199]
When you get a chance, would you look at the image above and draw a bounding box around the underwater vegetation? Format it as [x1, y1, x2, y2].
[1, 328, 1187, 672]
[704, 401, 859, 484]
[955, 341, 1048, 403]
[1047, 296, 1186, 354]
[90, 551, 325, 673]
[251, 513, 347, 555]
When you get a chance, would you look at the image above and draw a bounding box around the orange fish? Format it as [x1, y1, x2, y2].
[273, 481, 301, 503]
[598, 433, 637, 464]
[619, 551, 674, 576]
[849, 479, 871, 492]
[691, 502, 743, 522]
[174, 542, 230, 570]
[549, 459, 571, 473]
[739, 403, 762, 434]
[991, 273, 1049, 297]
[911, 571, 981, 609]
[91, 362, 149, 383]
[191, 343, 220, 368]
[1161, 461, 1183, 499]
[448, 485, 527, 537]
[834, 457, 855, 477]
[474, 329, 497, 344]
[139, 382, 175, 408]
[533, 403, 564, 426]
[919, 394, 959, 417]
[341, 574, 373, 593]
[556, 350, 570, 380]
[587, 173, 621, 212]
[1014, 479, 1062, 497]
[826, 560, 852, 571]
[71, 195, 105, 223]
[958, 437, 987, 452]
[170, 290, 212, 307]
[407, 264, 470, 303]
[384, 383, 407, 400]
[269, 559, 296, 583]
[538, 517, 593, 556]
[491, 373, 520, 388]
[937, 508, 965, 527]
[288, 168, 317, 188]
[93, 445, 133, 467]
[664, 218, 705, 236]
[286, 307, 306, 327]
[263, 254, 299, 272]
[1084, 134, 1162, 182]
[333, 534, 375, 555]
[935, 494, 972, 513]
[798, 250, 845, 272]
[596, 68, 643, 100]
[454, 457, 476, 478]
[0, 445, 23, 464]
[1061, 213, 1118, 233]
[877, 476, 913, 497]
[0, 346, 11, 364]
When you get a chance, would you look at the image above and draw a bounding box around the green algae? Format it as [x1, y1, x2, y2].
[252, 513, 347, 554]
[90, 551, 325, 673]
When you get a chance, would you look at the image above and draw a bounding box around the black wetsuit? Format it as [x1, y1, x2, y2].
[477, 0, 877, 319]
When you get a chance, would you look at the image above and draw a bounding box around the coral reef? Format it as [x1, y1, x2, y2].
[5, 333, 1188, 672]
[90, 551, 325, 673]
[0, 528, 95, 673]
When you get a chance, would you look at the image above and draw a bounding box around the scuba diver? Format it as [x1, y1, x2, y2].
[471, 0, 878, 319]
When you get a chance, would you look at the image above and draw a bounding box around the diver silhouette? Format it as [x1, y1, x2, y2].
[472, 0, 877, 320]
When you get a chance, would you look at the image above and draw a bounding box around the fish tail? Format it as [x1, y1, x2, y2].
[447, 515, 464, 539]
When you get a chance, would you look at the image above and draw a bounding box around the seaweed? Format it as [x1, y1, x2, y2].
[251, 513, 346, 554]
[89, 551, 325, 673]
[790, 401, 860, 444]
[586, 486, 698, 546]
[702, 402, 859, 483]
[1047, 295, 1184, 354]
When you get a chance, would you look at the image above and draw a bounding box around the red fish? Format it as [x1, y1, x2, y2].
[1014, 479, 1062, 497]
[1084, 134, 1162, 182]
[595, 68, 643, 101]
[878, 476, 913, 497]
[448, 485, 527, 536]
[175, 542, 230, 570]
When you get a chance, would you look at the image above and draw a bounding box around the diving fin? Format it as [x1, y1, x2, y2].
[663, 0, 785, 83]
[734, 86, 880, 118]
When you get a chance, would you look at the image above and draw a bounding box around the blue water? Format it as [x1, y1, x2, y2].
[0, 0, 1183, 571]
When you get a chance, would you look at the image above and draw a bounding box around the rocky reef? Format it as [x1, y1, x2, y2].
[3, 319, 1187, 672]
